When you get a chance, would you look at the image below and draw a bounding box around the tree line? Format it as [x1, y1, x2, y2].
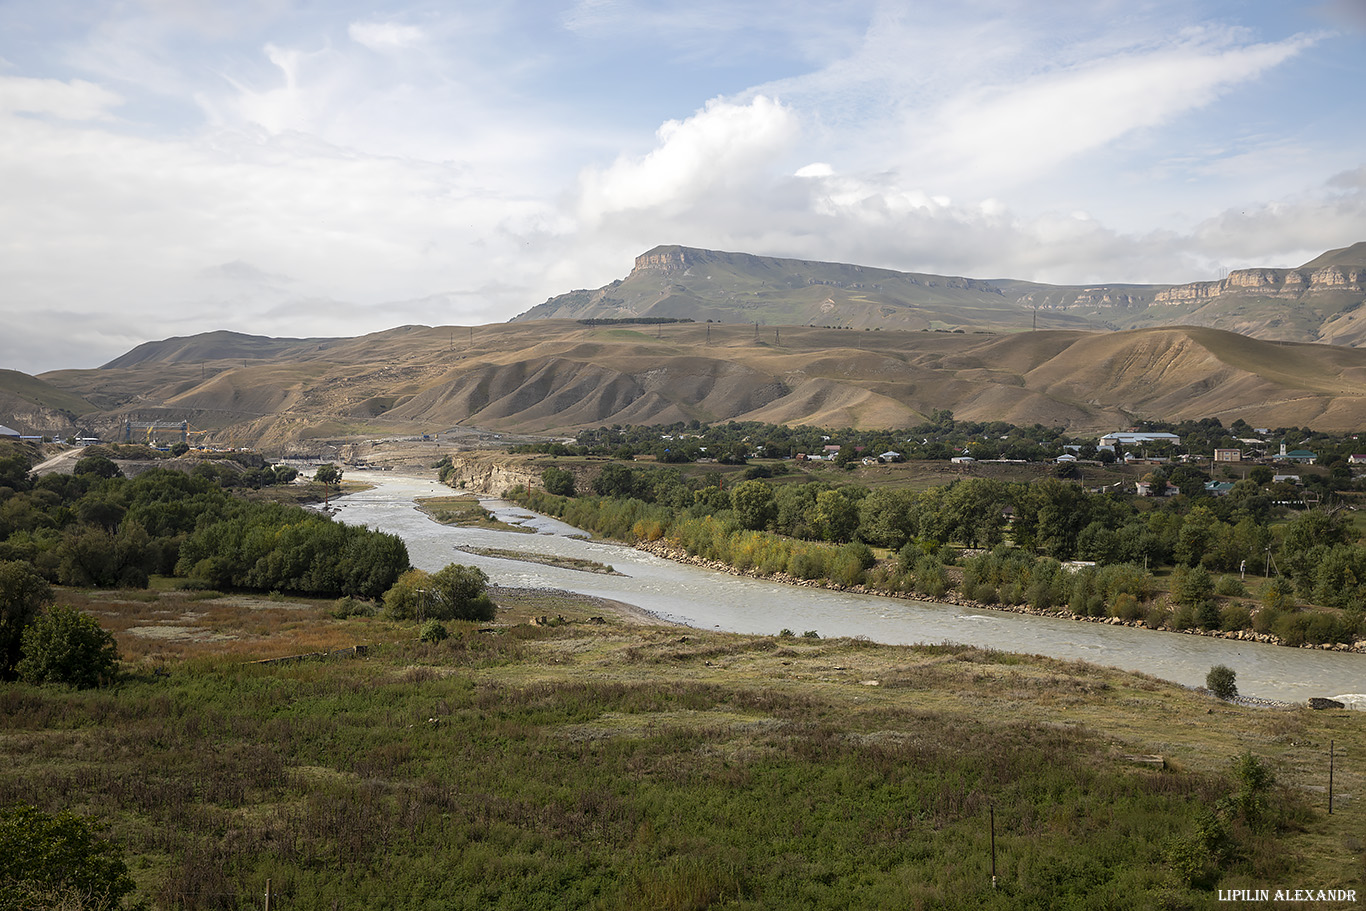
[511, 461, 1364, 646]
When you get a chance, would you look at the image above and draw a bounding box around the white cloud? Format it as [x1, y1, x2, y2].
[0, 76, 123, 120]
[918, 29, 1319, 188]
[348, 21, 425, 51]
[576, 96, 800, 222]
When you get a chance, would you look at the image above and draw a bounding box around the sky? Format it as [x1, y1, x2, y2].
[3, 0, 1366, 374]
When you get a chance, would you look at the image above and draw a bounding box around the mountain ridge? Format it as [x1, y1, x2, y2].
[514, 242, 1366, 344]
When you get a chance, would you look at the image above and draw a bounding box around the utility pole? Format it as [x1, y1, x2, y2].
[988, 803, 999, 890]
[1329, 740, 1335, 814]
[264, 879, 272, 911]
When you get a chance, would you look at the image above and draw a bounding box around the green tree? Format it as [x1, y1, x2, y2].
[74, 455, 122, 480]
[16, 605, 119, 688]
[730, 479, 776, 531]
[592, 463, 638, 499]
[857, 487, 918, 550]
[1171, 564, 1214, 608]
[0, 805, 141, 911]
[0, 560, 52, 680]
[314, 463, 343, 487]
[1206, 664, 1237, 700]
[541, 466, 576, 497]
[942, 479, 1011, 550]
[808, 489, 859, 543]
[384, 564, 495, 622]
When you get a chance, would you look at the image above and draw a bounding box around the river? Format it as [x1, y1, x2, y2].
[331, 471, 1366, 705]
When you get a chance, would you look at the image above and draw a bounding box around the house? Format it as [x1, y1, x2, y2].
[1098, 431, 1181, 449]
[1213, 449, 1242, 462]
[950, 456, 976, 464]
[878, 451, 902, 462]
[0, 424, 20, 440]
[1273, 442, 1317, 463]
[1055, 454, 1078, 463]
[1136, 480, 1177, 497]
[1272, 474, 1302, 486]
[1348, 454, 1366, 465]
[1204, 481, 1236, 496]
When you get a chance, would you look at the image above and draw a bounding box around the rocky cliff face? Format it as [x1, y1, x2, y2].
[441, 453, 544, 496]
[1155, 265, 1366, 304]
[631, 246, 696, 276]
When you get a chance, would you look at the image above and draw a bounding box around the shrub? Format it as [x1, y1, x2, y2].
[1170, 604, 1196, 631]
[0, 560, 52, 680]
[330, 596, 376, 619]
[1195, 600, 1222, 631]
[17, 605, 119, 688]
[1112, 592, 1143, 622]
[1260, 578, 1294, 612]
[1026, 578, 1058, 611]
[970, 582, 999, 605]
[1272, 611, 1307, 646]
[419, 620, 449, 643]
[0, 805, 140, 911]
[384, 564, 496, 622]
[1229, 752, 1274, 832]
[1220, 603, 1253, 632]
[1214, 575, 1247, 597]
[1206, 664, 1237, 700]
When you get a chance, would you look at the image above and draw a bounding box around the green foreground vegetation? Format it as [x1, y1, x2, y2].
[2, 587, 1362, 910]
[2, 432, 1364, 908]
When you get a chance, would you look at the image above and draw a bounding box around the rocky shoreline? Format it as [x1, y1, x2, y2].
[632, 539, 1366, 655]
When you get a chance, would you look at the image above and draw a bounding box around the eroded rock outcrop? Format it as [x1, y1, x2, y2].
[1154, 265, 1366, 304]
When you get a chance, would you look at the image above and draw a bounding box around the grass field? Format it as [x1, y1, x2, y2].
[3, 586, 1362, 909]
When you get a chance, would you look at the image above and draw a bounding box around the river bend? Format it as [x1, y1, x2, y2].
[330, 472, 1366, 704]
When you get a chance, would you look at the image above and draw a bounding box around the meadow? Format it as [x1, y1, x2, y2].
[2, 585, 1362, 910]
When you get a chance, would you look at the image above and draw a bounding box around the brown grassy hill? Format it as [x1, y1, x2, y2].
[33, 321, 1366, 445]
[0, 368, 96, 437]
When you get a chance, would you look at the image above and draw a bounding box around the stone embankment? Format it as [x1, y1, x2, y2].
[633, 539, 1366, 654]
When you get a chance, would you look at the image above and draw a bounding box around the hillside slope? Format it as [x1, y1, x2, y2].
[513, 245, 1158, 333]
[0, 369, 96, 437]
[514, 243, 1366, 345]
[31, 322, 1366, 445]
